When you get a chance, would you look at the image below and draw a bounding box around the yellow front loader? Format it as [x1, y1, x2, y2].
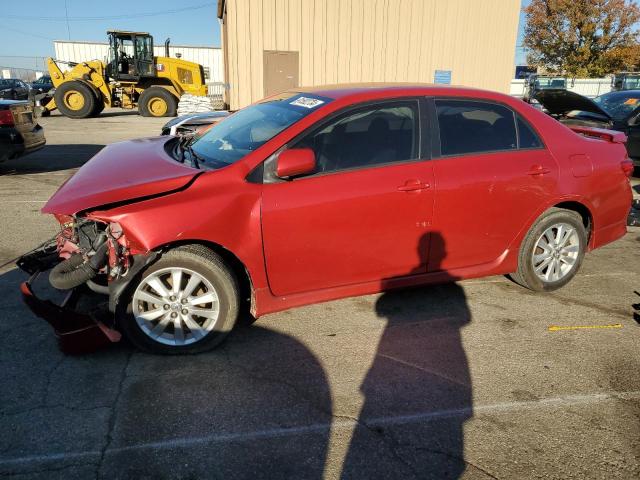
[45, 31, 208, 119]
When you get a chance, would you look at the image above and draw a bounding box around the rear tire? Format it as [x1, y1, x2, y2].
[118, 245, 239, 354]
[510, 208, 587, 292]
[138, 87, 178, 117]
[54, 81, 97, 119]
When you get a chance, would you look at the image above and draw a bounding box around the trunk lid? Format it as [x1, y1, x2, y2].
[43, 137, 198, 215]
[534, 90, 612, 119]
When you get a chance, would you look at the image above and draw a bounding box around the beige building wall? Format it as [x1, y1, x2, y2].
[219, 0, 521, 110]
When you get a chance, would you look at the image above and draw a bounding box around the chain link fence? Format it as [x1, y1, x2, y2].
[206, 82, 227, 110]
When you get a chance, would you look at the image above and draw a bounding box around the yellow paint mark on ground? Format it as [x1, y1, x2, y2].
[548, 324, 623, 332]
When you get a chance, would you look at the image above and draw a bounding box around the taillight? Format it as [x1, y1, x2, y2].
[621, 160, 634, 177]
[0, 110, 14, 126]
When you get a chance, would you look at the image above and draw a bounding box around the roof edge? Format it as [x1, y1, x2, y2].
[217, 0, 225, 18]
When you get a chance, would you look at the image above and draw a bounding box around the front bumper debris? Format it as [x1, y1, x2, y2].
[20, 275, 121, 354]
[17, 241, 121, 354]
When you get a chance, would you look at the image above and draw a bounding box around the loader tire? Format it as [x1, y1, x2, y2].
[138, 87, 178, 117]
[54, 81, 97, 119]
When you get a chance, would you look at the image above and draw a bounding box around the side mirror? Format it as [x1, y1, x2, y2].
[628, 114, 640, 127]
[276, 148, 316, 179]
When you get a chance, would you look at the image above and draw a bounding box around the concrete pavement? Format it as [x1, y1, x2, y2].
[0, 110, 639, 479]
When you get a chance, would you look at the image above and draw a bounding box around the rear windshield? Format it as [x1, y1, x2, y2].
[190, 93, 332, 170]
[593, 91, 640, 121]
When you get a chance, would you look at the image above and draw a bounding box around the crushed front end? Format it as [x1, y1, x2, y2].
[16, 215, 155, 353]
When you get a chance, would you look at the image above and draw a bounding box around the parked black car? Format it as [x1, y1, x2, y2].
[0, 79, 30, 100]
[30, 75, 53, 94]
[0, 100, 45, 163]
[534, 88, 640, 167]
[161, 110, 229, 136]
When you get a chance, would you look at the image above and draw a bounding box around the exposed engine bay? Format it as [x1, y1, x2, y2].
[17, 216, 157, 353]
[47, 217, 129, 292]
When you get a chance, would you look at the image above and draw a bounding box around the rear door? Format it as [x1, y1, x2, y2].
[428, 98, 559, 272]
[261, 99, 434, 296]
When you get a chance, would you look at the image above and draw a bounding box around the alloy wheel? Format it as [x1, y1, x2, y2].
[132, 267, 220, 346]
[531, 222, 580, 283]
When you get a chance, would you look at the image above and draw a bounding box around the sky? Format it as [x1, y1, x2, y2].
[516, 0, 530, 65]
[0, 0, 222, 69]
[1, 0, 529, 70]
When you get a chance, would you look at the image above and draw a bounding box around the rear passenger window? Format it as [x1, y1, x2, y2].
[517, 115, 543, 149]
[295, 101, 419, 173]
[436, 100, 517, 155]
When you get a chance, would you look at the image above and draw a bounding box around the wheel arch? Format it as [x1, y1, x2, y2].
[154, 239, 255, 317]
[551, 200, 593, 243]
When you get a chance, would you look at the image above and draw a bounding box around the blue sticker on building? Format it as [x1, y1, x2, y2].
[434, 70, 452, 85]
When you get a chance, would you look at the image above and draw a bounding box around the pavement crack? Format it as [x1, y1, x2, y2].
[0, 461, 98, 478]
[384, 428, 499, 479]
[95, 351, 132, 480]
[42, 355, 67, 406]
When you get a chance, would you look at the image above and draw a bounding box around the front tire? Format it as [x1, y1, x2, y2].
[510, 208, 587, 292]
[118, 246, 239, 354]
[54, 81, 97, 119]
[138, 87, 178, 117]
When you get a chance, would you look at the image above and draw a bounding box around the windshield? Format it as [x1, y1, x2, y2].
[188, 93, 332, 170]
[593, 91, 640, 121]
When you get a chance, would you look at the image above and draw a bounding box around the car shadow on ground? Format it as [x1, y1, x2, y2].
[0, 232, 473, 479]
[46, 110, 140, 119]
[0, 144, 104, 175]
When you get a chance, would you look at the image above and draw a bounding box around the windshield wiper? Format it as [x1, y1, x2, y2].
[175, 136, 203, 169]
[184, 142, 203, 169]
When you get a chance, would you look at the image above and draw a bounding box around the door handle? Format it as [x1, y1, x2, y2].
[397, 179, 430, 192]
[527, 165, 551, 176]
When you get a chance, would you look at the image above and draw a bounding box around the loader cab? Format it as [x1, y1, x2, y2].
[106, 31, 155, 81]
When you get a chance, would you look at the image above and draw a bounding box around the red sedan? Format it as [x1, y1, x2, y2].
[18, 84, 634, 354]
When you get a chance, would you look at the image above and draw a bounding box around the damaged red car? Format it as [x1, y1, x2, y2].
[18, 85, 634, 354]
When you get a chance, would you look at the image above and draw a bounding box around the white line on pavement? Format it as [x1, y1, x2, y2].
[1, 390, 639, 469]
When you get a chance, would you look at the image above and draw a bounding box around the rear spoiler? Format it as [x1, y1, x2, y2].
[568, 125, 627, 144]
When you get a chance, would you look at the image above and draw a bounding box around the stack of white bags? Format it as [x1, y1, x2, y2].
[177, 94, 216, 115]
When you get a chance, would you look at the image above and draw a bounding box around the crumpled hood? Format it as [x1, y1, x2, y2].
[43, 137, 198, 215]
[534, 89, 611, 119]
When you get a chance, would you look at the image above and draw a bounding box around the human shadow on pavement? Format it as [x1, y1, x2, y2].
[99, 324, 334, 479]
[0, 268, 333, 479]
[342, 232, 473, 479]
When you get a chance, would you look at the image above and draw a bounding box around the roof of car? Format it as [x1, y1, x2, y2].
[287, 83, 496, 100]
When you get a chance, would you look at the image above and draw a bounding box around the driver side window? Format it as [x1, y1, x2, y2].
[294, 100, 420, 174]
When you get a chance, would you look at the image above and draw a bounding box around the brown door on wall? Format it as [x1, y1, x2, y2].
[263, 50, 299, 97]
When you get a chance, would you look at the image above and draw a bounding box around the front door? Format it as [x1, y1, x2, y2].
[261, 100, 434, 296]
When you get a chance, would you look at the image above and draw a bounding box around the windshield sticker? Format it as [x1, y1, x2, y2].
[624, 98, 639, 105]
[290, 97, 325, 109]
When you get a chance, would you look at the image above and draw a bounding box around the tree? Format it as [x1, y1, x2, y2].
[523, 0, 640, 76]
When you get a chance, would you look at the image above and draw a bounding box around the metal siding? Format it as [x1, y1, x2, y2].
[53, 41, 223, 82]
[224, 0, 521, 110]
